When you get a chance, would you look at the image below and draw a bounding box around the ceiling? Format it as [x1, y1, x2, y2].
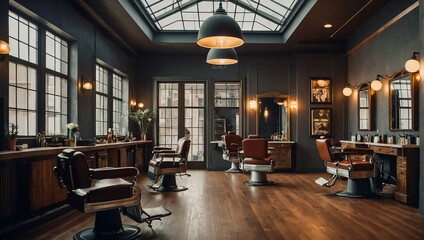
[81, 0, 390, 55]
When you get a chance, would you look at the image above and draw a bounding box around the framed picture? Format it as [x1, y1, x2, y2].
[214, 118, 226, 141]
[310, 108, 332, 137]
[310, 78, 332, 103]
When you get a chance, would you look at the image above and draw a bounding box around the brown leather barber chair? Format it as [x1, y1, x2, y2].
[241, 136, 275, 186]
[54, 149, 171, 240]
[222, 131, 243, 173]
[315, 139, 377, 198]
[148, 137, 191, 192]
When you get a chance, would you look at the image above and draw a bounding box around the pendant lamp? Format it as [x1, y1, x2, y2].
[206, 48, 238, 65]
[197, 2, 244, 49]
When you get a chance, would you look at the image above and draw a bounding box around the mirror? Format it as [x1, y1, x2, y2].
[256, 91, 290, 140]
[358, 83, 374, 130]
[389, 70, 417, 130]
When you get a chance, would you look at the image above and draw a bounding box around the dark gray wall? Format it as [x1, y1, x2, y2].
[0, 0, 136, 141]
[347, 0, 423, 214]
[137, 54, 348, 171]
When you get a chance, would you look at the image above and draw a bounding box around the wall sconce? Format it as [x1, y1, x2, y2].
[0, 40, 10, 55]
[405, 52, 420, 73]
[138, 102, 144, 109]
[82, 82, 92, 90]
[291, 100, 297, 109]
[130, 100, 137, 111]
[343, 76, 383, 97]
[263, 107, 269, 119]
[249, 98, 257, 110]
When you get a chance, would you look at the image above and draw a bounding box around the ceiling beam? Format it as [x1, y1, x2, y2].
[228, 0, 281, 25]
[155, 0, 201, 22]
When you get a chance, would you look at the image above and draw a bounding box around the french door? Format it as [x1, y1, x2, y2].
[157, 82, 206, 168]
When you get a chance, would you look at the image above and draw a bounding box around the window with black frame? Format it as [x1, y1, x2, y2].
[213, 82, 241, 141]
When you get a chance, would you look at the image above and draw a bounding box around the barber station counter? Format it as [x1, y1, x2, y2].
[0, 141, 152, 225]
[340, 140, 419, 204]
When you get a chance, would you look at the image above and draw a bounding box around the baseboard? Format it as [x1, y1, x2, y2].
[0, 203, 72, 239]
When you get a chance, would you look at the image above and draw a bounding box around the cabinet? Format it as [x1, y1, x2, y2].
[268, 141, 295, 170]
[340, 141, 419, 204]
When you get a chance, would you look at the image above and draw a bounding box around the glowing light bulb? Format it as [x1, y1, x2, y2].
[219, 59, 226, 64]
[371, 80, 382, 91]
[405, 59, 420, 73]
[264, 107, 269, 118]
[343, 87, 352, 96]
[0, 40, 10, 54]
[216, 37, 227, 48]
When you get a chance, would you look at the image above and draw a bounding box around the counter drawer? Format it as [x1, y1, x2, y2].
[369, 145, 398, 156]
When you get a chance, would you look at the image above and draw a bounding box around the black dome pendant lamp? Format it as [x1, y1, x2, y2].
[206, 48, 238, 65]
[197, 0, 244, 49]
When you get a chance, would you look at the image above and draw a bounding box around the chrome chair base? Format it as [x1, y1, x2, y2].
[226, 162, 242, 173]
[334, 178, 376, 198]
[244, 171, 274, 186]
[73, 209, 142, 240]
[150, 174, 188, 192]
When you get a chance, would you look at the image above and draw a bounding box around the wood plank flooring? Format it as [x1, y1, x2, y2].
[14, 171, 424, 240]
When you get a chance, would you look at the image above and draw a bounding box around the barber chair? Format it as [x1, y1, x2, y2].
[315, 139, 378, 198]
[54, 149, 171, 240]
[241, 136, 275, 186]
[222, 131, 243, 173]
[148, 137, 191, 192]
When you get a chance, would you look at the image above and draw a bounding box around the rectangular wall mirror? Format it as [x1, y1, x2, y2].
[358, 82, 374, 130]
[256, 91, 290, 140]
[389, 70, 418, 130]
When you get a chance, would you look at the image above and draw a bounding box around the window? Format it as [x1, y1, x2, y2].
[113, 73, 124, 135]
[96, 65, 128, 136]
[45, 31, 68, 75]
[8, 11, 38, 136]
[45, 31, 68, 135]
[9, 63, 37, 136]
[158, 83, 179, 147]
[96, 65, 109, 136]
[9, 11, 38, 64]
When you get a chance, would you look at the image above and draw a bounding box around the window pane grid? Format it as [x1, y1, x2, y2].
[96, 65, 108, 94]
[45, 31, 68, 75]
[9, 11, 38, 64]
[96, 93, 108, 136]
[139, 0, 300, 32]
[45, 73, 67, 135]
[214, 83, 240, 108]
[9, 62, 37, 136]
[184, 82, 205, 162]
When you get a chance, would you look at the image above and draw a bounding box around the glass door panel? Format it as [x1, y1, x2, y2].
[184, 83, 205, 162]
[158, 83, 179, 148]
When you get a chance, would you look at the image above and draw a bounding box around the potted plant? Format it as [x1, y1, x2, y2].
[6, 123, 18, 151]
[130, 109, 153, 140]
[48, 135, 64, 147]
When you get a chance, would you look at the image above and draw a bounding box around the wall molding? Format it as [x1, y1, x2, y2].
[348, 1, 419, 55]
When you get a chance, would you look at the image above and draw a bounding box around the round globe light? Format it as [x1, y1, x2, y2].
[0, 40, 10, 54]
[343, 87, 352, 96]
[371, 80, 382, 91]
[405, 58, 420, 73]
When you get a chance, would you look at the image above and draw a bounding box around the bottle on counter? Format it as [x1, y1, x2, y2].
[416, 135, 420, 146]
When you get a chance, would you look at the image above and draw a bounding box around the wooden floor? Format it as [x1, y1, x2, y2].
[15, 171, 424, 240]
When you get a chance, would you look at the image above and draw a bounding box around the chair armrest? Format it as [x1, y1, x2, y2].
[153, 146, 172, 150]
[159, 153, 182, 158]
[90, 167, 139, 179]
[342, 148, 373, 155]
[153, 149, 176, 154]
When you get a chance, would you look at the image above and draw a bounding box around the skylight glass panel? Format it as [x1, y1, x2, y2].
[138, 0, 301, 32]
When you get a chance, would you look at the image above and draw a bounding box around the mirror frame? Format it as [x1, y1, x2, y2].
[256, 91, 290, 140]
[388, 69, 418, 131]
[357, 82, 375, 131]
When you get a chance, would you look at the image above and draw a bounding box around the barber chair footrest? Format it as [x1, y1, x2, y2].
[123, 205, 172, 228]
[73, 225, 142, 240]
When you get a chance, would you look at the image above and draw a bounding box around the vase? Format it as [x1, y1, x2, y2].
[141, 134, 146, 141]
[8, 138, 17, 151]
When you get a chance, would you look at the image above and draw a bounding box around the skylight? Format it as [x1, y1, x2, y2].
[139, 0, 300, 32]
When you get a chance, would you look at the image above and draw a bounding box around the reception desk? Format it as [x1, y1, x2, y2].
[0, 141, 151, 225]
[340, 140, 419, 204]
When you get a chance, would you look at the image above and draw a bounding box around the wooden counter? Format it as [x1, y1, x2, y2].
[340, 140, 419, 205]
[0, 141, 152, 224]
[268, 141, 295, 170]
